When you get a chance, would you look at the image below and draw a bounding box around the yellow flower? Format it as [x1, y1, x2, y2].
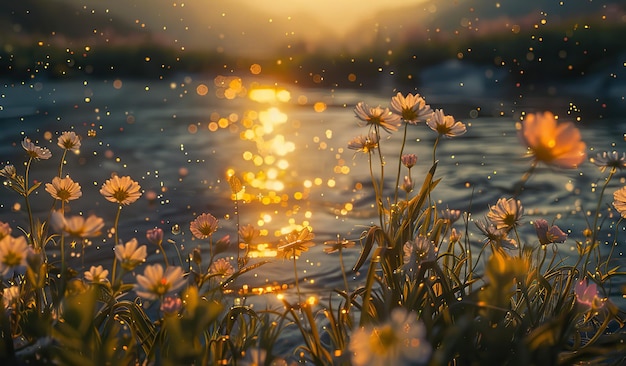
[45, 176, 82, 202]
[517, 112, 586, 168]
[100, 175, 142, 205]
[0, 235, 31, 277]
[115, 238, 147, 271]
[50, 211, 104, 238]
[57, 131, 81, 152]
[135, 264, 186, 300]
[354, 102, 401, 133]
[349, 308, 431, 366]
[612, 186, 626, 218]
[21, 137, 52, 160]
[427, 109, 466, 138]
[190, 213, 219, 239]
[278, 227, 315, 259]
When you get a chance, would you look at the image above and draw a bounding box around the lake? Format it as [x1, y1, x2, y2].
[1, 70, 626, 313]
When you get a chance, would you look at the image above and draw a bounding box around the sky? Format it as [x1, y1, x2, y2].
[58, 0, 432, 55]
[238, 0, 427, 36]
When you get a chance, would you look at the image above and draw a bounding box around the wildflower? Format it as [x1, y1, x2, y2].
[239, 224, 260, 245]
[189, 213, 219, 239]
[390, 92, 433, 124]
[100, 175, 142, 205]
[612, 186, 626, 218]
[349, 307, 431, 366]
[135, 264, 186, 300]
[401, 175, 414, 193]
[401, 153, 417, 168]
[0, 222, 12, 241]
[50, 211, 104, 238]
[2, 286, 20, 310]
[487, 197, 523, 230]
[354, 102, 401, 133]
[575, 278, 605, 311]
[209, 258, 235, 277]
[84, 265, 109, 283]
[533, 219, 567, 245]
[0, 235, 31, 277]
[403, 236, 435, 265]
[426, 109, 466, 138]
[0, 165, 16, 179]
[517, 112, 586, 168]
[45, 176, 82, 202]
[22, 137, 52, 160]
[278, 227, 315, 258]
[214, 234, 231, 256]
[348, 132, 379, 153]
[591, 151, 626, 173]
[146, 227, 164, 246]
[440, 208, 462, 224]
[115, 238, 147, 271]
[449, 228, 462, 243]
[323, 237, 355, 254]
[475, 219, 517, 249]
[160, 296, 183, 315]
[57, 131, 81, 152]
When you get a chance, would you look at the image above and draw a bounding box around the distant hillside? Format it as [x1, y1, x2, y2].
[344, 0, 626, 49]
[0, 0, 155, 46]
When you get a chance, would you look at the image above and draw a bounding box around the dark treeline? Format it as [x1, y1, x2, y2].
[1, 21, 625, 93]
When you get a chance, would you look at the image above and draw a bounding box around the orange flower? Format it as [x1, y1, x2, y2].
[517, 112, 586, 168]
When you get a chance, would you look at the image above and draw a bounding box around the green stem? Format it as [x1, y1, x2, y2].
[58, 150, 68, 178]
[24, 157, 35, 246]
[293, 252, 302, 303]
[394, 123, 409, 205]
[432, 135, 440, 166]
[111, 205, 122, 288]
[339, 247, 349, 296]
[158, 243, 170, 267]
[514, 160, 537, 198]
[582, 168, 615, 276]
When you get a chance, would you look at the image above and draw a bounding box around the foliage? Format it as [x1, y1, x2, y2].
[0, 91, 625, 365]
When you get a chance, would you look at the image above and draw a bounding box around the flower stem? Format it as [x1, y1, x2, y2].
[58, 150, 68, 178]
[514, 160, 537, 198]
[582, 168, 615, 276]
[23, 157, 35, 246]
[293, 252, 302, 303]
[111, 205, 122, 288]
[394, 123, 409, 204]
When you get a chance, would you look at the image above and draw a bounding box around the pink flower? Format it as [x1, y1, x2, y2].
[574, 278, 604, 311]
[533, 219, 567, 245]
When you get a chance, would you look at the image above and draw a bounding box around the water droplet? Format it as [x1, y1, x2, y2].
[171, 224, 180, 235]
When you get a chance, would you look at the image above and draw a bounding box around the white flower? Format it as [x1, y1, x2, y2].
[2, 286, 20, 310]
[57, 131, 81, 152]
[0, 235, 31, 277]
[115, 238, 147, 271]
[84, 265, 109, 283]
[22, 137, 52, 160]
[426, 109, 466, 138]
[354, 102, 401, 133]
[390, 92, 433, 124]
[135, 264, 186, 300]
